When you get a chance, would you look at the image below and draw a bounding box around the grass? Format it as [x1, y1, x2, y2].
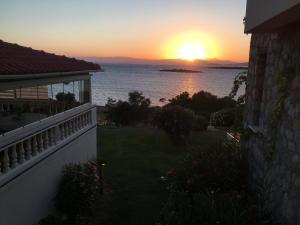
[97, 126, 226, 225]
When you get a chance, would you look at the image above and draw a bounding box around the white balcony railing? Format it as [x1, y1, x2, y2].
[0, 103, 97, 186]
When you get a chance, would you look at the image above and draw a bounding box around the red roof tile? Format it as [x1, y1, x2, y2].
[0, 40, 101, 75]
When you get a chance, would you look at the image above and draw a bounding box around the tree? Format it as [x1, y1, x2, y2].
[168, 92, 191, 108]
[155, 105, 196, 144]
[190, 91, 219, 117]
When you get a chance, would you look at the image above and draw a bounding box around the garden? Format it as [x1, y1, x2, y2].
[39, 72, 278, 225]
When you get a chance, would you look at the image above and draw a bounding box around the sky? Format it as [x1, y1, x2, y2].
[0, 0, 250, 62]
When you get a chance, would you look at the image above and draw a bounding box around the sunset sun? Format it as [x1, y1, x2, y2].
[163, 31, 219, 61]
[176, 43, 207, 61]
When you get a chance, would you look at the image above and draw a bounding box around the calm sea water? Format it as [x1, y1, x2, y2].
[91, 63, 246, 106]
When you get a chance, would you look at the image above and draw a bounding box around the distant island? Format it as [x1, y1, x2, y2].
[206, 66, 248, 70]
[159, 69, 202, 73]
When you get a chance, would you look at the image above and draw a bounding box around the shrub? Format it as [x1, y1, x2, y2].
[158, 191, 248, 225]
[128, 91, 151, 107]
[164, 141, 244, 193]
[106, 99, 132, 125]
[155, 105, 195, 144]
[105, 91, 151, 125]
[54, 161, 102, 218]
[210, 108, 236, 127]
[190, 91, 219, 117]
[168, 92, 191, 108]
[217, 96, 237, 109]
[158, 141, 276, 225]
[193, 115, 209, 131]
[167, 91, 236, 119]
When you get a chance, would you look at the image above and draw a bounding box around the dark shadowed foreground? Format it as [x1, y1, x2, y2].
[96, 127, 225, 225]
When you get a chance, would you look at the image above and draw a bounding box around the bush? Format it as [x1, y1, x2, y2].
[155, 105, 195, 144]
[106, 99, 132, 125]
[168, 92, 191, 108]
[55, 161, 102, 219]
[105, 91, 151, 125]
[168, 91, 236, 119]
[158, 141, 276, 225]
[158, 191, 248, 225]
[193, 115, 209, 131]
[210, 108, 236, 127]
[190, 91, 219, 117]
[164, 141, 244, 193]
[217, 96, 237, 109]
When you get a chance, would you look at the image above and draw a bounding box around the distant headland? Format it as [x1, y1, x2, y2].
[159, 69, 202, 73]
[206, 66, 248, 70]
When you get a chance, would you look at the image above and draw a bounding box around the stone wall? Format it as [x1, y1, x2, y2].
[244, 25, 300, 224]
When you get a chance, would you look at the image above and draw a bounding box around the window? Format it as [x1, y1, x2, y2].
[0, 78, 91, 134]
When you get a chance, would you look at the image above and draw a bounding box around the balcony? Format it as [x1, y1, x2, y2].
[0, 103, 97, 187]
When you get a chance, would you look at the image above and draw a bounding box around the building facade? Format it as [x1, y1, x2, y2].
[244, 1, 300, 224]
[0, 41, 101, 225]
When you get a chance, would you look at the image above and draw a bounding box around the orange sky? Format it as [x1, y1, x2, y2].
[1, 0, 250, 62]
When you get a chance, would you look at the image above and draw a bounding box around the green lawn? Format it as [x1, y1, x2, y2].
[97, 126, 225, 225]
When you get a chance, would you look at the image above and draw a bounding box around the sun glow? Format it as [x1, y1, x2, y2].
[176, 43, 207, 61]
[163, 31, 219, 61]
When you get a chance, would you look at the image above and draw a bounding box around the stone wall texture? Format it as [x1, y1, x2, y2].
[244, 27, 300, 225]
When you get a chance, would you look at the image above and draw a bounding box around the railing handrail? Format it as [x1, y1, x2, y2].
[0, 103, 95, 151]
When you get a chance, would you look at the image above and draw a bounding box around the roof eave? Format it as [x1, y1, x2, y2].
[0, 70, 99, 80]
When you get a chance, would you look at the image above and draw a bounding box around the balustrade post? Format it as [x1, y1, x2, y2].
[32, 136, 38, 156]
[43, 131, 49, 149]
[55, 126, 60, 143]
[60, 124, 65, 140]
[64, 123, 68, 138]
[38, 133, 44, 152]
[3, 149, 10, 173]
[68, 121, 72, 136]
[48, 130, 53, 147]
[70, 120, 74, 134]
[18, 142, 25, 164]
[79, 116, 83, 129]
[84, 114, 87, 126]
[86, 113, 89, 125]
[52, 128, 56, 145]
[88, 112, 92, 124]
[25, 139, 32, 160]
[11, 145, 17, 169]
[74, 118, 78, 131]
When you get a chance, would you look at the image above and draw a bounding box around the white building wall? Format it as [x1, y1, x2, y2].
[0, 127, 97, 225]
[0, 104, 98, 225]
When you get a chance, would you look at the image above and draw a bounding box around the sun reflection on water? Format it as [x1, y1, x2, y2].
[177, 75, 201, 95]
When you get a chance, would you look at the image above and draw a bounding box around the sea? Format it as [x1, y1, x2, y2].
[91, 63, 246, 106]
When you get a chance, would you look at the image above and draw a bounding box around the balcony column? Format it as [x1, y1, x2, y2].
[60, 124, 65, 140]
[38, 133, 44, 152]
[48, 130, 53, 147]
[25, 139, 32, 160]
[18, 142, 25, 164]
[32, 136, 38, 156]
[43, 132, 49, 150]
[11, 145, 17, 169]
[2, 149, 10, 173]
